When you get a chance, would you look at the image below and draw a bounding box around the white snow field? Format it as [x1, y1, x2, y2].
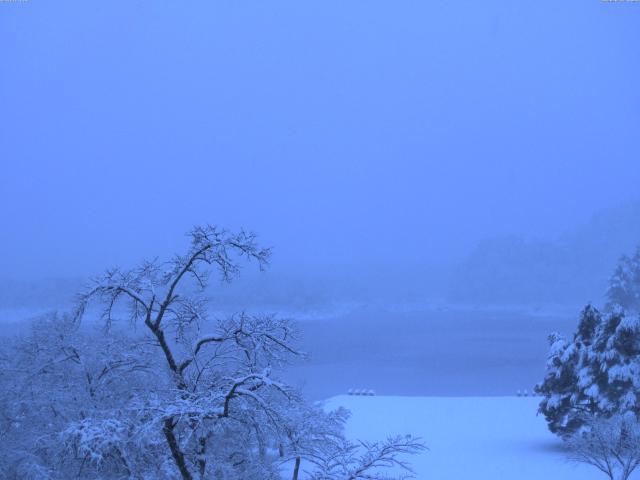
[324, 395, 625, 480]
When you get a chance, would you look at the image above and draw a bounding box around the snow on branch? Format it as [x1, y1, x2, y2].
[566, 414, 640, 480]
[74, 225, 271, 332]
[308, 434, 427, 480]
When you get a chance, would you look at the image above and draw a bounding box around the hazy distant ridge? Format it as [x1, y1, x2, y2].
[448, 201, 640, 305]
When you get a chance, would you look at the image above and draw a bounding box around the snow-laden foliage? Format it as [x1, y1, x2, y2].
[607, 246, 640, 313]
[0, 225, 424, 480]
[0, 313, 162, 479]
[536, 305, 640, 436]
[566, 413, 640, 480]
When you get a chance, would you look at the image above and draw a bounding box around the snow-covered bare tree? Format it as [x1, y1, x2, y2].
[0, 225, 425, 480]
[566, 414, 640, 480]
[71, 226, 303, 479]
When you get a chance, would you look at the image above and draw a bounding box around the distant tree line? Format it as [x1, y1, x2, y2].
[448, 202, 640, 306]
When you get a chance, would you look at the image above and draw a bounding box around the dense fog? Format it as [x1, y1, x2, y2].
[1, 3, 639, 479]
[1, 1, 639, 290]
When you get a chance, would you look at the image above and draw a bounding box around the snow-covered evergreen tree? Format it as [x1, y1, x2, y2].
[536, 330, 581, 435]
[607, 246, 640, 312]
[537, 305, 640, 436]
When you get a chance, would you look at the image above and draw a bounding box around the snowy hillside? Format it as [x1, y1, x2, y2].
[323, 395, 621, 480]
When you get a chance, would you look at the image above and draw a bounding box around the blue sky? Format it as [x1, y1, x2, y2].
[1, 1, 639, 278]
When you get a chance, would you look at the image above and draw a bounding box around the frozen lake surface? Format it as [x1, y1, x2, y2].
[1, 303, 581, 399]
[286, 304, 579, 399]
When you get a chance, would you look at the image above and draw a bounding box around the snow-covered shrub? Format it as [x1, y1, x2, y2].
[307, 434, 426, 480]
[566, 413, 640, 480]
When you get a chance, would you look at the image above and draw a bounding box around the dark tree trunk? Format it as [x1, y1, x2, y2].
[292, 456, 301, 480]
[145, 317, 192, 478]
[163, 418, 193, 480]
[197, 436, 207, 479]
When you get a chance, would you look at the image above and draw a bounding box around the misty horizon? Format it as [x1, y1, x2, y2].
[2, 1, 639, 285]
[1, 3, 639, 479]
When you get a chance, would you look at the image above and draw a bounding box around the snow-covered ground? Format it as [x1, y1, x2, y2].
[324, 395, 617, 480]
